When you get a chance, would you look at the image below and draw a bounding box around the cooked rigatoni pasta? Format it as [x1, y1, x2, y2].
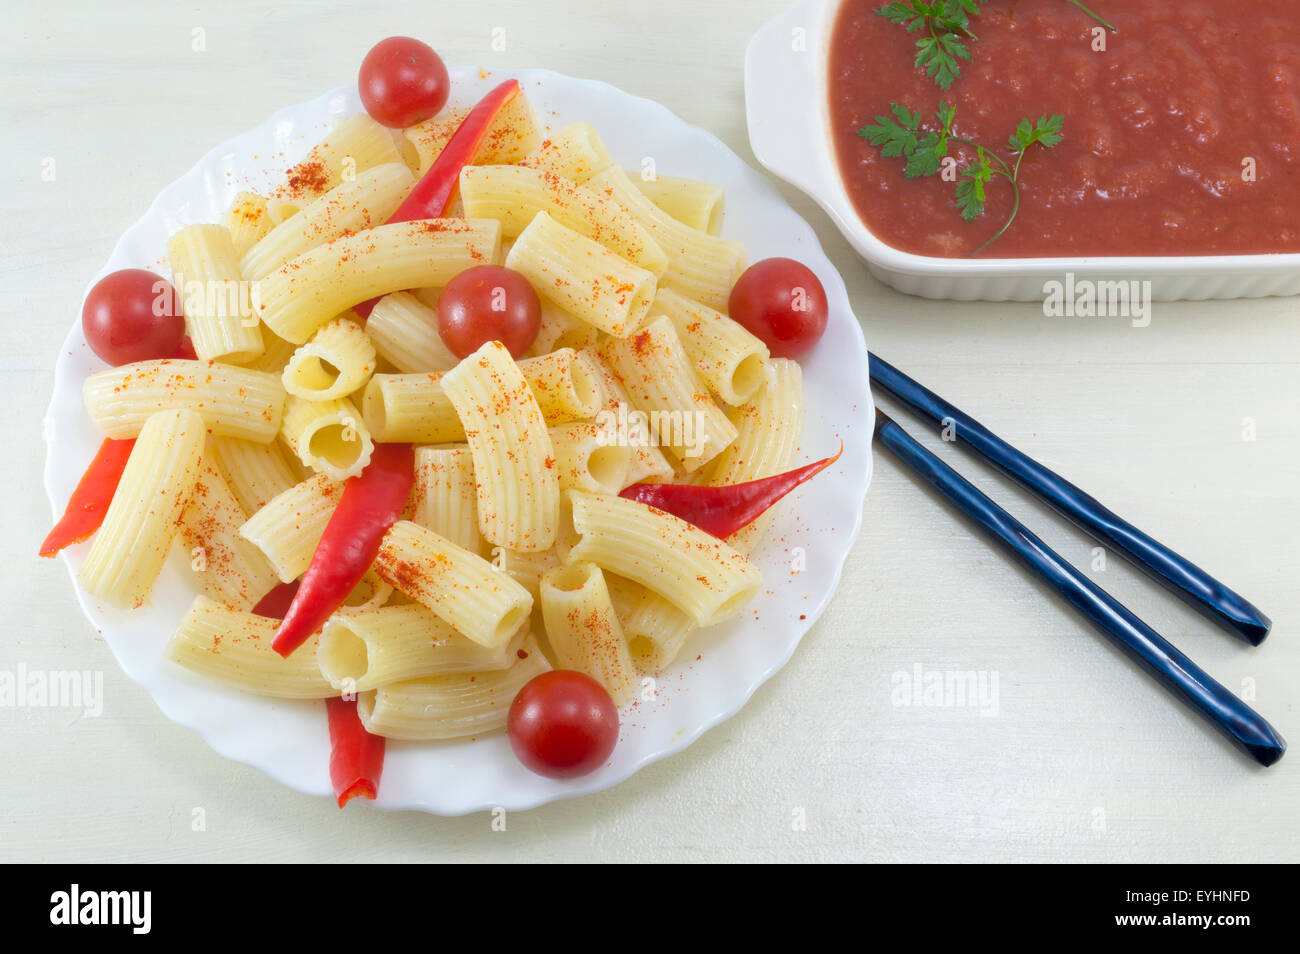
[652, 287, 769, 406]
[607, 576, 699, 672]
[366, 292, 460, 373]
[587, 166, 745, 310]
[167, 596, 333, 698]
[179, 455, 280, 611]
[460, 164, 667, 275]
[549, 422, 632, 494]
[224, 191, 273, 258]
[630, 171, 726, 235]
[505, 211, 656, 338]
[519, 121, 614, 184]
[254, 219, 501, 344]
[375, 520, 533, 649]
[272, 113, 405, 203]
[598, 316, 737, 471]
[239, 473, 343, 582]
[708, 358, 803, 552]
[442, 341, 559, 552]
[583, 347, 675, 485]
[527, 300, 601, 357]
[559, 490, 762, 626]
[540, 562, 636, 705]
[84, 359, 285, 443]
[208, 435, 301, 517]
[59, 95, 829, 772]
[412, 444, 482, 554]
[362, 372, 465, 443]
[166, 225, 264, 364]
[241, 163, 415, 280]
[318, 603, 523, 692]
[517, 348, 604, 424]
[282, 317, 376, 401]
[357, 635, 551, 741]
[78, 409, 206, 608]
[280, 394, 373, 481]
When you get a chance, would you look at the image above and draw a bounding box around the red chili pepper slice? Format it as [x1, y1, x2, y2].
[326, 696, 385, 808]
[619, 444, 843, 539]
[272, 443, 415, 657]
[251, 580, 301, 619]
[39, 437, 137, 557]
[353, 78, 521, 320]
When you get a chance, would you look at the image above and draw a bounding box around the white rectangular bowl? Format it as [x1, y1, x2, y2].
[745, 0, 1300, 302]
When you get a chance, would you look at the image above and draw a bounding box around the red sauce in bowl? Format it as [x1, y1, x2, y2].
[827, 0, 1300, 257]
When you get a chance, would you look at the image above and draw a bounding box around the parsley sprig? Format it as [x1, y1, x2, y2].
[859, 103, 1064, 255]
[875, 1, 1114, 90]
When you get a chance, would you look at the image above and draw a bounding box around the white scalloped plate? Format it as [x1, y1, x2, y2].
[42, 67, 874, 814]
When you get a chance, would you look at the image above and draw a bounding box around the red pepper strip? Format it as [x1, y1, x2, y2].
[39, 438, 137, 557]
[252, 580, 300, 619]
[272, 443, 415, 657]
[326, 696, 385, 808]
[619, 444, 844, 539]
[352, 78, 521, 320]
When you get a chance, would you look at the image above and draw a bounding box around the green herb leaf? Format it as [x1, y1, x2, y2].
[955, 151, 992, 221]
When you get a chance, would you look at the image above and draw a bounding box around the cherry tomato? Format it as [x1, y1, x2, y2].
[728, 257, 829, 360]
[82, 268, 186, 366]
[437, 265, 541, 359]
[359, 37, 450, 129]
[508, 670, 619, 779]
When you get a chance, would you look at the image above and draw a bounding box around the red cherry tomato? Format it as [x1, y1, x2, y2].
[728, 257, 829, 360]
[508, 670, 619, 779]
[359, 37, 450, 129]
[437, 265, 541, 359]
[82, 268, 186, 366]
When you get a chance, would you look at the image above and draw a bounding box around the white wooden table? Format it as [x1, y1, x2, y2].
[2, 0, 1296, 863]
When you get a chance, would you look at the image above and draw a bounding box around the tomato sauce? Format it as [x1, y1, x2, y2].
[827, 0, 1300, 257]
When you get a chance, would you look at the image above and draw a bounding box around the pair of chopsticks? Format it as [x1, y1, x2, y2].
[869, 354, 1285, 767]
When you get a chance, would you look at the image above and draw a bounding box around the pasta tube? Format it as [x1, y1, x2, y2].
[558, 490, 762, 627]
[583, 347, 674, 486]
[254, 219, 501, 344]
[549, 422, 632, 494]
[374, 520, 534, 649]
[412, 445, 483, 554]
[166, 225, 264, 364]
[282, 317, 376, 401]
[361, 372, 465, 443]
[272, 113, 405, 203]
[366, 292, 460, 373]
[356, 636, 551, 741]
[504, 211, 656, 338]
[318, 603, 523, 692]
[517, 348, 604, 424]
[208, 435, 301, 517]
[539, 562, 636, 705]
[179, 454, 280, 611]
[279, 394, 373, 481]
[224, 191, 273, 258]
[651, 287, 769, 406]
[84, 359, 285, 443]
[238, 473, 343, 583]
[519, 121, 614, 184]
[78, 408, 206, 608]
[629, 171, 725, 235]
[441, 341, 560, 552]
[241, 162, 415, 279]
[167, 595, 333, 698]
[607, 576, 698, 672]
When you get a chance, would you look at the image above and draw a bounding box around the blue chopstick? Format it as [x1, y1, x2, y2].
[873, 409, 1286, 767]
[869, 353, 1272, 646]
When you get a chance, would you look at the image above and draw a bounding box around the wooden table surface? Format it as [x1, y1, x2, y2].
[2, 0, 1296, 862]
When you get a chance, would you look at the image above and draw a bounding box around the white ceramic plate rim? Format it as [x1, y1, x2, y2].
[745, 0, 1300, 281]
[42, 67, 874, 815]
